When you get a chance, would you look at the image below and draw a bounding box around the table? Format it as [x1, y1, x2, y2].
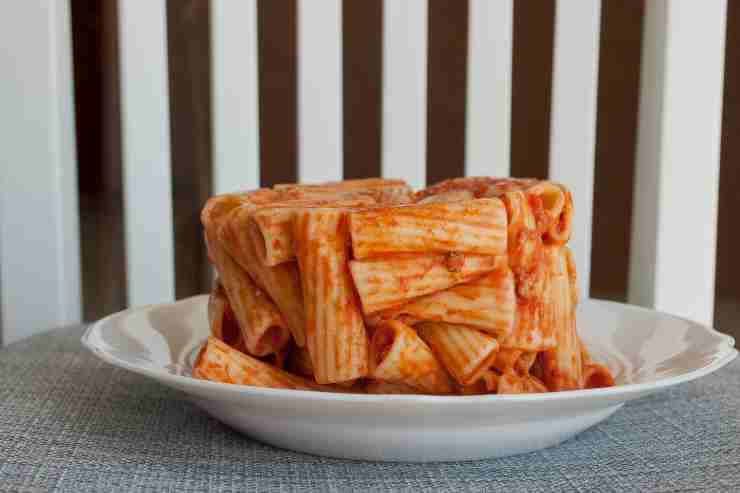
[0, 325, 738, 492]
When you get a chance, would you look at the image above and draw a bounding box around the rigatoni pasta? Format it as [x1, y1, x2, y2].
[250, 196, 375, 266]
[366, 267, 516, 337]
[194, 337, 325, 391]
[349, 198, 507, 259]
[196, 176, 614, 395]
[368, 320, 454, 394]
[541, 246, 582, 391]
[349, 252, 501, 314]
[497, 372, 549, 394]
[212, 245, 291, 357]
[416, 322, 500, 386]
[218, 208, 307, 347]
[208, 281, 242, 349]
[293, 207, 369, 384]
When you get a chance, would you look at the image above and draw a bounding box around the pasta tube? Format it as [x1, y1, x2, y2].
[208, 280, 242, 348]
[577, 337, 615, 388]
[497, 372, 548, 394]
[499, 300, 556, 352]
[275, 178, 413, 205]
[349, 253, 502, 314]
[218, 208, 306, 347]
[193, 337, 324, 390]
[416, 189, 475, 204]
[515, 351, 539, 374]
[367, 267, 515, 337]
[491, 348, 523, 374]
[349, 198, 507, 259]
[368, 320, 454, 394]
[413, 176, 536, 202]
[251, 197, 375, 266]
[416, 322, 500, 386]
[500, 190, 547, 302]
[459, 371, 499, 395]
[525, 182, 572, 245]
[208, 231, 291, 357]
[583, 364, 615, 389]
[364, 381, 423, 394]
[541, 246, 583, 391]
[293, 208, 369, 384]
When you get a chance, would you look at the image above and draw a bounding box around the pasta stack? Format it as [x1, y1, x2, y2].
[195, 177, 614, 394]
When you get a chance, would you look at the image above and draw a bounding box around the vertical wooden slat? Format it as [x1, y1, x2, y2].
[72, 0, 128, 321]
[465, 0, 513, 178]
[118, 0, 175, 307]
[212, 0, 260, 194]
[715, 0, 740, 338]
[167, 0, 212, 299]
[343, 0, 383, 180]
[510, 0, 555, 179]
[296, 0, 343, 183]
[629, 0, 727, 325]
[589, 0, 644, 302]
[258, 0, 297, 187]
[426, 0, 469, 185]
[0, 0, 81, 343]
[382, 0, 428, 189]
[548, 0, 602, 299]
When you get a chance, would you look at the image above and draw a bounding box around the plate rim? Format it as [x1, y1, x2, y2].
[81, 295, 738, 405]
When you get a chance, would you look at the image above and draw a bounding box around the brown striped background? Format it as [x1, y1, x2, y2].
[71, 0, 740, 339]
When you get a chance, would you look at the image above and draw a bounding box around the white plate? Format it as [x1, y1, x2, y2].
[82, 295, 737, 462]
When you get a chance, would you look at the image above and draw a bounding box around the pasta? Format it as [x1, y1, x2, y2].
[218, 208, 307, 347]
[251, 197, 375, 266]
[491, 348, 524, 374]
[194, 337, 325, 391]
[196, 176, 614, 395]
[541, 246, 582, 390]
[207, 213, 292, 356]
[208, 281, 242, 349]
[366, 267, 515, 337]
[579, 337, 615, 389]
[416, 322, 500, 386]
[368, 320, 454, 394]
[349, 252, 501, 314]
[497, 372, 549, 394]
[349, 198, 507, 259]
[293, 207, 369, 384]
[459, 371, 499, 395]
[274, 177, 413, 203]
[461, 370, 549, 395]
[364, 381, 423, 395]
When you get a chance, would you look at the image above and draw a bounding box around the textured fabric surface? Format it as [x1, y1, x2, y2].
[0, 326, 738, 492]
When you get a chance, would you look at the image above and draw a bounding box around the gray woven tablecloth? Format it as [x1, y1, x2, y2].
[0, 326, 738, 493]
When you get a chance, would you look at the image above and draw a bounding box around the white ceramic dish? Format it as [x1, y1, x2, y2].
[82, 295, 736, 462]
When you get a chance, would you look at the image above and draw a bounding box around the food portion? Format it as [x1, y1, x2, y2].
[194, 177, 614, 394]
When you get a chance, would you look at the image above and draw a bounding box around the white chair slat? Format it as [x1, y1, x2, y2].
[212, 0, 260, 195]
[118, 0, 175, 307]
[548, 0, 602, 300]
[382, 0, 428, 190]
[465, 0, 513, 178]
[628, 0, 727, 325]
[297, 0, 343, 184]
[0, 0, 82, 345]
